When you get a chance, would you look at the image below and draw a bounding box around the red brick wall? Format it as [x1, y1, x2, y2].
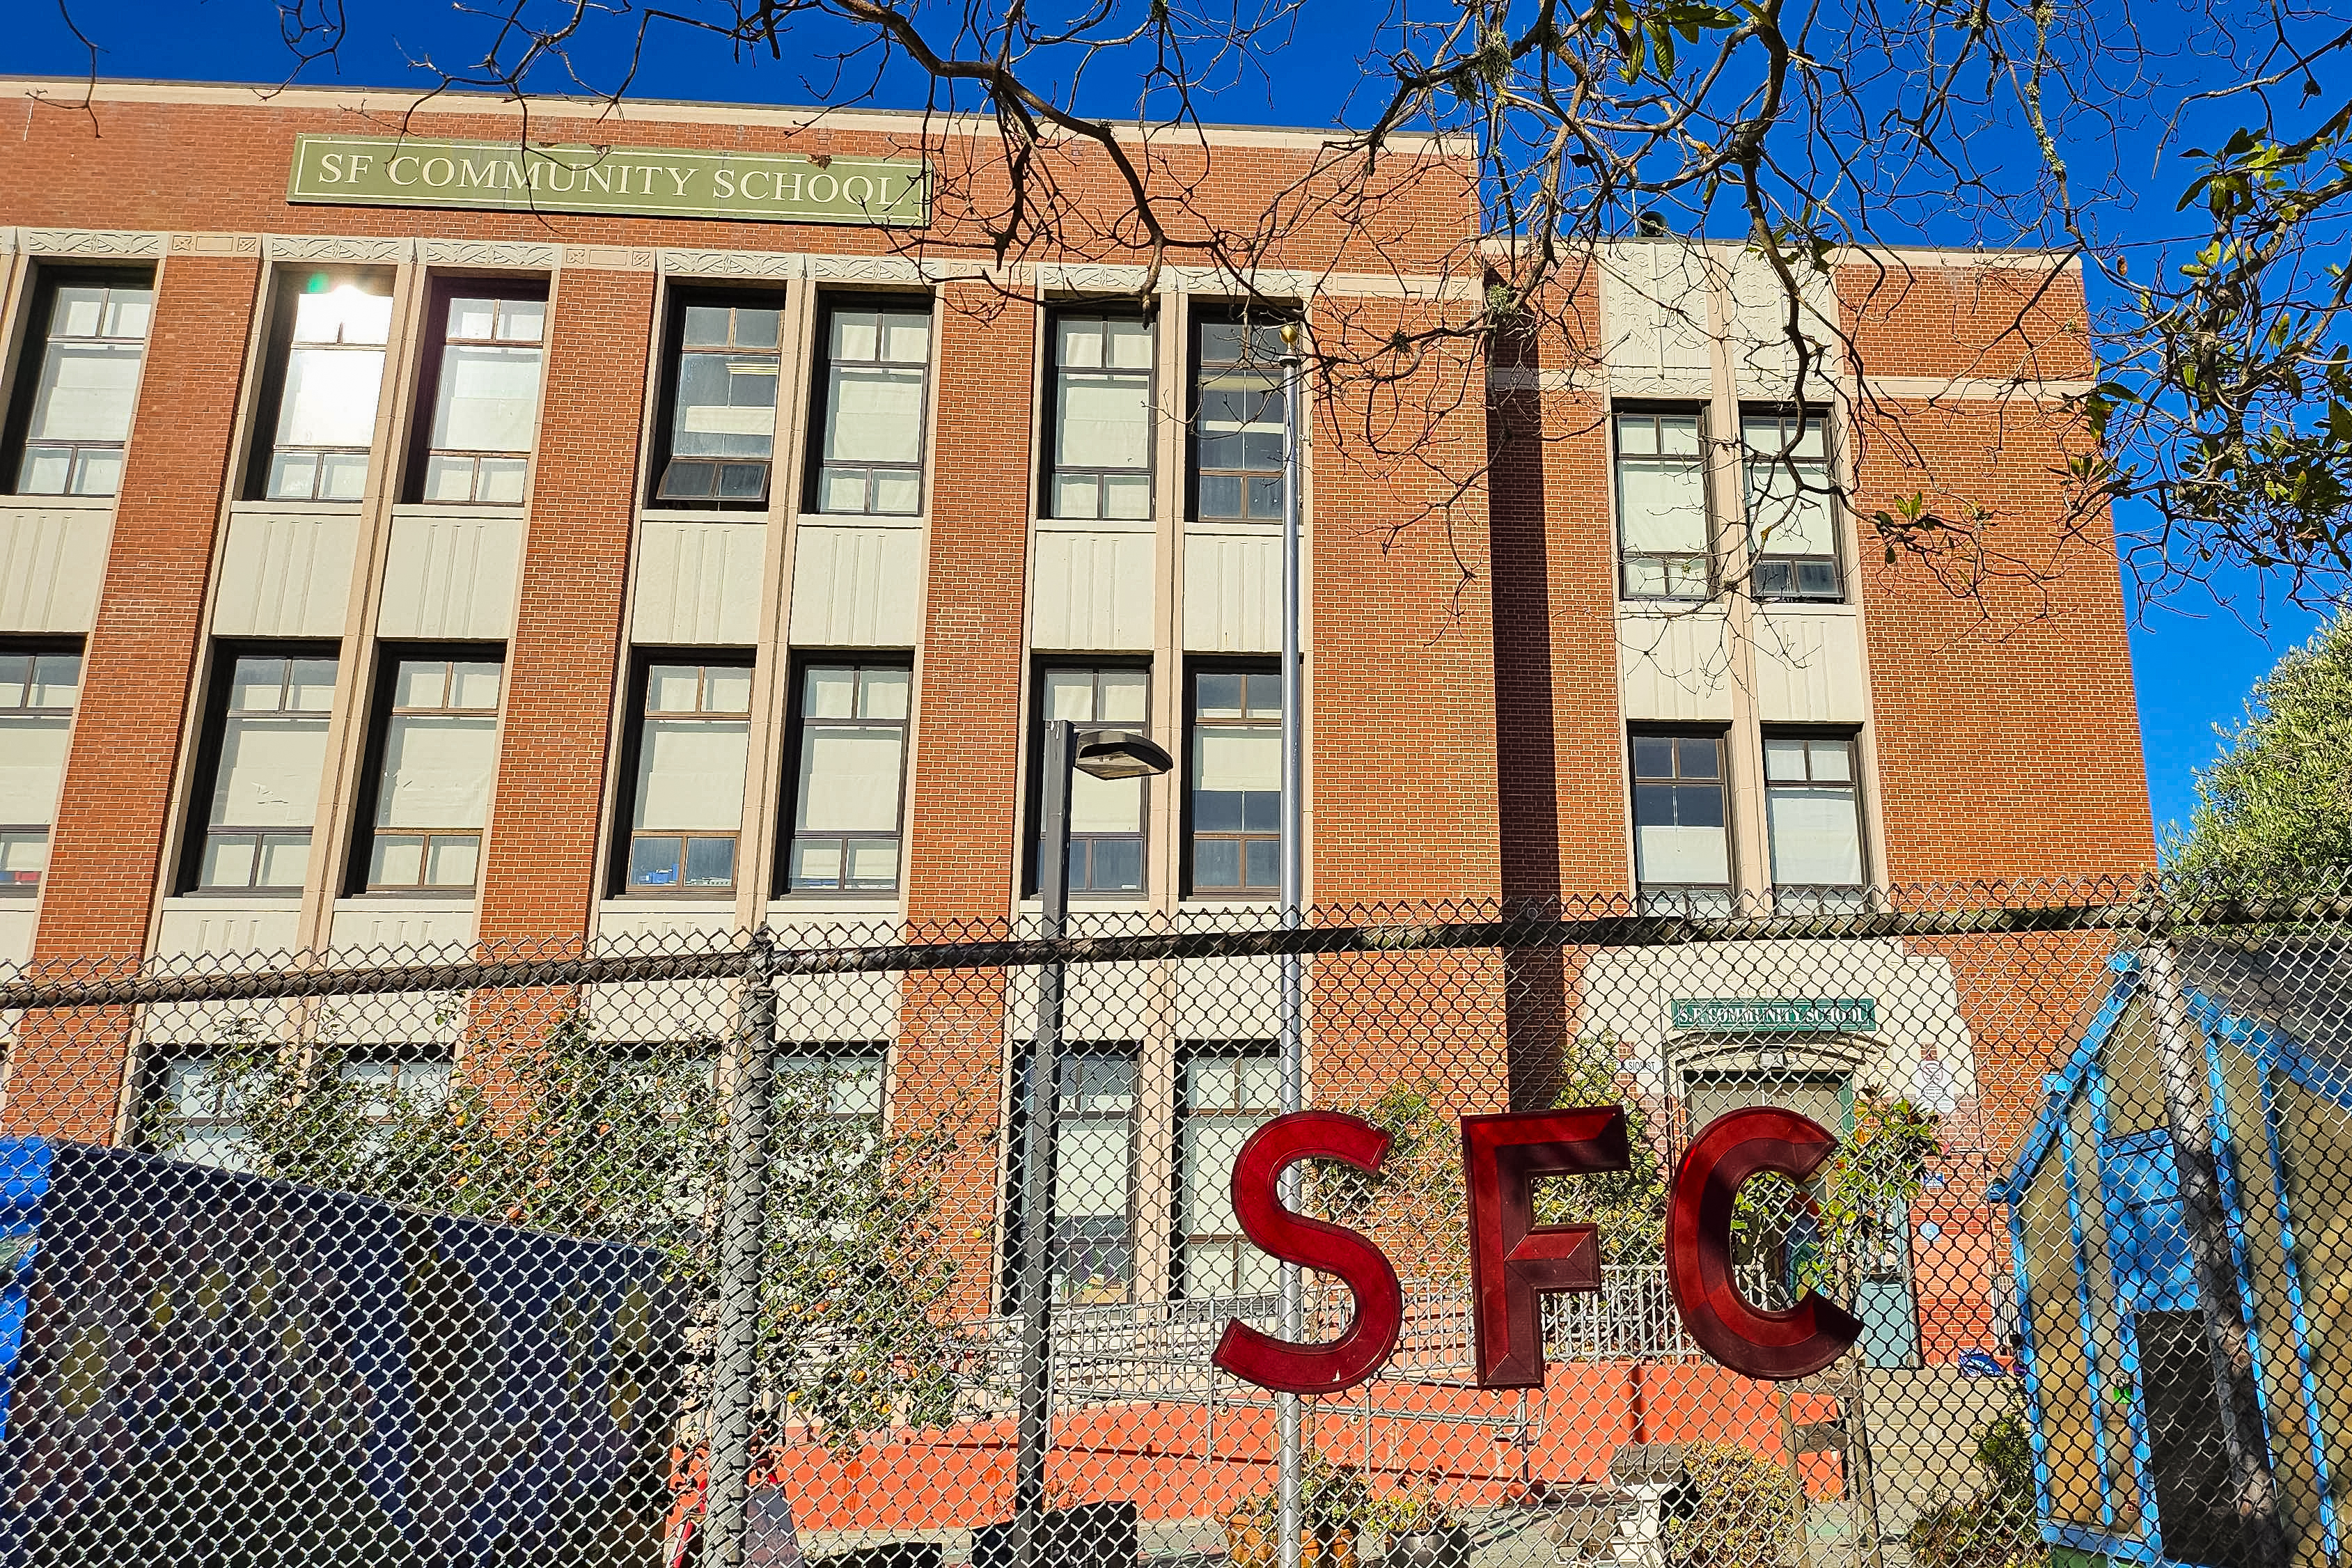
[474, 265, 656, 953]
[11, 252, 259, 1138]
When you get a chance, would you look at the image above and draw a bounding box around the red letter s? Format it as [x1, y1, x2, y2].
[1462, 1107, 1631, 1387]
[1666, 1106, 1862, 1381]
[1212, 1111, 1406, 1396]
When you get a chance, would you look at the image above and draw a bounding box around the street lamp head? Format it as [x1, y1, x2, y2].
[1074, 728, 1175, 781]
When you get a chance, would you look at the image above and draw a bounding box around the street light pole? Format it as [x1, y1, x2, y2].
[1276, 323, 1307, 1568]
[1010, 721, 1170, 1568]
[1010, 719, 1074, 1568]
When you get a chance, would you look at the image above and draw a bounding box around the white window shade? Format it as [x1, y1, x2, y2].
[1619, 460, 1709, 551]
[1750, 464, 1837, 556]
[1194, 729, 1279, 792]
[825, 366, 925, 462]
[278, 346, 386, 448]
[634, 719, 750, 832]
[0, 716, 69, 824]
[210, 718, 330, 829]
[797, 728, 904, 833]
[1056, 372, 1150, 469]
[1056, 1122, 1134, 1216]
[31, 343, 144, 441]
[1769, 787, 1864, 884]
[1069, 771, 1142, 835]
[377, 714, 498, 829]
[1636, 822, 1730, 885]
[1184, 1121, 1253, 1232]
[432, 345, 542, 454]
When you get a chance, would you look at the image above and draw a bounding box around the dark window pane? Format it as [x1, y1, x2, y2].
[659, 461, 716, 500]
[1677, 737, 1720, 778]
[718, 462, 768, 499]
[1798, 560, 1840, 595]
[682, 306, 731, 347]
[1244, 838, 1280, 888]
[1194, 792, 1242, 831]
[1633, 783, 1677, 826]
[1245, 673, 1281, 713]
[1755, 559, 1793, 596]
[1193, 838, 1241, 888]
[1248, 476, 1284, 518]
[684, 836, 736, 888]
[1631, 736, 1675, 779]
[1200, 323, 1245, 361]
[1196, 673, 1244, 717]
[1199, 475, 1242, 518]
[1675, 782, 1725, 829]
[1090, 837, 1143, 891]
[736, 308, 782, 349]
[1241, 791, 1281, 833]
[630, 837, 683, 887]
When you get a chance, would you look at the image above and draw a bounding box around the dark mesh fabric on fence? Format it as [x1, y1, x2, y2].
[0, 881, 2340, 1568]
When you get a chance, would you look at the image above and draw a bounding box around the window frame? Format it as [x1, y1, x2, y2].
[999, 1041, 1145, 1309]
[1186, 307, 1295, 525]
[1023, 657, 1154, 900]
[345, 642, 506, 897]
[1182, 657, 1283, 900]
[776, 652, 914, 899]
[177, 639, 341, 896]
[803, 291, 936, 519]
[609, 649, 757, 899]
[1628, 726, 1736, 916]
[3, 263, 157, 499]
[1761, 728, 1869, 909]
[242, 266, 397, 504]
[0, 636, 84, 898]
[400, 275, 550, 507]
[645, 285, 788, 512]
[1612, 405, 1716, 602]
[1042, 306, 1157, 522]
[1741, 407, 1845, 604]
[1170, 1040, 1284, 1303]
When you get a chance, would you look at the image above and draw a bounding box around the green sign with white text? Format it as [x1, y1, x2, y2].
[286, 134, 929, 227]
[1670, 997, 1878, 1034]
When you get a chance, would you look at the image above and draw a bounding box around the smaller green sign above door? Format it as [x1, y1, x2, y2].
[1670, 997, 1878, 1033]
[287, 134, 930, 226]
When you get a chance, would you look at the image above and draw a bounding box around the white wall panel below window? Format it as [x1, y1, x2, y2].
[1031, 525, 1154, 651]
[212, 507, 359, 637]
[633, 519, 765, 645]
[1182, 528, 1278, 652]
[152, 898, 306, 964]
[0, 500, 111, 634]
[376, 509, 523, 639]
[790, 522, 921, 647]
[1753, 608, 1867, 723]
[1617, 606, 1736, 721]
[0, 907, 36, 971]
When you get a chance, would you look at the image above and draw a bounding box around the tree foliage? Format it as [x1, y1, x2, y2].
[145, 1012, 966, 1448]
[2170, 609, 2352, 883]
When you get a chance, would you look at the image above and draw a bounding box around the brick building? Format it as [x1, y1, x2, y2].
[0, 81, 2151, 1341]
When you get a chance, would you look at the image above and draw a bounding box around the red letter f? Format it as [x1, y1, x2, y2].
[1462, 1107, 1631, 1388]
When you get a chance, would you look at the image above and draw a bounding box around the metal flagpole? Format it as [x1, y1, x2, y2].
[1276, 322, 1306, 1568]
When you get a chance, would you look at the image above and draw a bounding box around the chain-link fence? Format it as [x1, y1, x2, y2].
[0, 881, 2337, 1568]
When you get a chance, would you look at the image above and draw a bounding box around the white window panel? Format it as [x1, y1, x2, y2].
[1619, 461, 1710, 552]
[30, 343, 145, 442]
[1767, 787, 1864, 884]
[797, 727, 906, 833]
[211, 717, 330, 829]
[432, 345, 543, 455]
[277, 346, 385, 448]
[1194, 728, 1280, 792]
[377, 714, 498, 828]
[0, 716, 70, 824]
[1635, 822, 1730, 885]
[634, 719, 750, 832]
[1057, 373, 1151, 470]
[824, 366, 925, 462]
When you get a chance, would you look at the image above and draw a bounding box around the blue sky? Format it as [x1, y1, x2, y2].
[13, 0, 2305, 842]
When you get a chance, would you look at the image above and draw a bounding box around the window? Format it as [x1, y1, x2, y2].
[1188, 666, 1280, 897]
[620, 658, 753, 894]
[148, 1045, 453, 1173]
[783, 661, 910, 894]
[1630, 731, 1731, 915]
[1035, 666, 1150, 895]
[1175, 1046, 1283, 1300]
[251, 274, 395, 502]
[1047, 314, 1153, 519]
[1004, 1048, 1140, 1306]
[1615, 411, 1711, 600]
[358, 653, 503, 893]
[411, 287, 546, 505]
[1764, 734, 1867, 911]
[188, 650, 337, 893]
[1743, 411, 1841, 601]
[774, 1047, 887, 1127]
[1191, 317, 1287, 522]
[8, 273, 154, 496]
[0, 648, 81, 893]
[654, 296, 783, 506]
[811, 299, 932, 515]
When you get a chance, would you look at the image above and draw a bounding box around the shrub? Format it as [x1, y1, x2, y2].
[1906, 1416, 2045, 1568]
[1662, 1443, 1801, 1568]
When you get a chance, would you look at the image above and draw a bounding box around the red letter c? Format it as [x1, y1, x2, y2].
[1212, 1111, 1406, 1396]
[1666, 1106, 1862, 1380]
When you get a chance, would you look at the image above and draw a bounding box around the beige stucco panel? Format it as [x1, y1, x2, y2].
[1182, 528, 1280, 652]
[377, 510, 523, 640]
[1032, 524, 1156, 652]
[0, 501, 111, 634]
[633, 518, 767, 645]
[1618, 606, 1736, 721]
[1753, 608, 1869, 723]
[789, 522, 923, 647]
[212, 507, 361, 638]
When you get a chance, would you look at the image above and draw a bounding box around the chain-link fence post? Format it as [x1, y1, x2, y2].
[705, 927, 778, 1568]
[2149, 939, 2288, 1568]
